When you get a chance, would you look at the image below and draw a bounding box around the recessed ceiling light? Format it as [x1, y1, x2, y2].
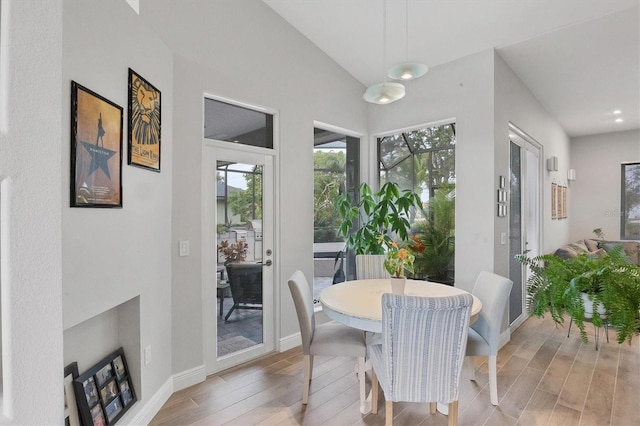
[615, 118, 624, 123]
[613, 110, 622, 114]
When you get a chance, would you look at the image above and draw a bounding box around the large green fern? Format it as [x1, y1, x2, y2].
[516, 245, 640, 345]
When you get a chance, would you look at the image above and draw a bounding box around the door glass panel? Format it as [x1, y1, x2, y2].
[509, 142, 523, 323]
[216, 161, 263, 357]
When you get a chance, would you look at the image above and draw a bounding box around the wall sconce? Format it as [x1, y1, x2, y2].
[546, 156, 558, 171]
[568, 169, 576, 181]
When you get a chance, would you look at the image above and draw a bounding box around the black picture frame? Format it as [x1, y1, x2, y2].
[70, 81, 123, 208]
[73, 347, 137, 426]
[127, 68, 161, 172]
[64, 362, 81, 426]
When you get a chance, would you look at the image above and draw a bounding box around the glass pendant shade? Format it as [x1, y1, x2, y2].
[388, 62, 429, 81]
[363, 82, 406, 104]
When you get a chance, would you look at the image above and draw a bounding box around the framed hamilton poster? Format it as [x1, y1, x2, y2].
[127, 68, 161, 172]
[70, 81, 123, 208]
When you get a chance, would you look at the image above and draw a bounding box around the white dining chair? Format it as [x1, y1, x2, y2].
[368, 293, 473, 426]
[356, 254, 390, 279]
[287, 270, 367, 405]
[465, 271, 513, 406]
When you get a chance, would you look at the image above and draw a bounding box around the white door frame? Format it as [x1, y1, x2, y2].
[508, 124, 543, 329]
[202, 140, 278, 374]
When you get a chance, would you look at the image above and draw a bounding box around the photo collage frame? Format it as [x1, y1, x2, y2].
[73, 348, 136, 425]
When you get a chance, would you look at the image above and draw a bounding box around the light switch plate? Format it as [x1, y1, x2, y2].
[179, 240, 190, 256]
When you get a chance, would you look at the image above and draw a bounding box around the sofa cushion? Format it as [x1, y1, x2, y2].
[554, 246, 579, 259]
[584, 239, 599, 252]
[599, 241, 633, 264]
[570, 240, 589, 253]
[619, 241, 639, 265]
[587, 248, 607, 259]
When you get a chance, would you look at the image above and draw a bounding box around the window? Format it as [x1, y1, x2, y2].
[379, 123, 455, 202]
[204, 98, 273, 149]
[621, 162, 640, 239]
[378, 122, 456, 283]
[313, 128, 359, 301]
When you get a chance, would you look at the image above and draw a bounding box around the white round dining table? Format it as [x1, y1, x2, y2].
[320, 278, 482, 333]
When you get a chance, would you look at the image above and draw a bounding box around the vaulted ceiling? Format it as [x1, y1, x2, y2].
[264, 0, 640, 138]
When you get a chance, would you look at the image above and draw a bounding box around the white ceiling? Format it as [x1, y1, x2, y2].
[264, 0, 640, 137]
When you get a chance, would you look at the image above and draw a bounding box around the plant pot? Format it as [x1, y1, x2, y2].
[390, 277, 406, 294]
[581, 292, 606, 318]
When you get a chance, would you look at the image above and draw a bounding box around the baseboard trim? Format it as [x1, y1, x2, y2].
[279, 332, 301, 352]
[499, 328, 511, 349]
[126, 377, 172, 425]
[173, 364, 206, 392]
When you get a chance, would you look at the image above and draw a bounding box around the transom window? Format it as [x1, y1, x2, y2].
[204, 98, 273, 149]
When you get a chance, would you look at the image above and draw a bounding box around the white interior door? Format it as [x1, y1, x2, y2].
[203, 143, 275, 374]
[508, 129, 541, 327]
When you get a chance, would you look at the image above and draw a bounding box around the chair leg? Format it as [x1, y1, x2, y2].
[488, 355, 498, 405]
[224, 303, 238, 321]
[448, 401, 458, 426]
[465, 356, 476, 381]
[594, 323, 600, 351]
[605, 320, 609, 343]
[302, 355, 312, 404]
[385, 400, 393, 426]
[430, 402, 437, 414]
[358, 357, 366, 410]
[567, 315, 573, 337]
[371, 369, 379, 414]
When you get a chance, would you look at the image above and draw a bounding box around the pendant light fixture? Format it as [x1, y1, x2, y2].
[387, 0, 428, 81]
[363, 0, 405, 104]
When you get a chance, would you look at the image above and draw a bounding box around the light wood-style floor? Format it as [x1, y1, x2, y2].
[150, 315, 639, 425]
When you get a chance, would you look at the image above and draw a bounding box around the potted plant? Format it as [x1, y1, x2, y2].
[516, 244, 640, 344]
[381, 239, 415, 294]
[334, 182, 421, 255]
[408, 185, 455, 284]
[217, 240, 248, 265]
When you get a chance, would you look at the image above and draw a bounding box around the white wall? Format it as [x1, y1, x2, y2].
[0, 0, 63, 423]
[570, 129, 640, 241]
[368, 50, 496, 291]
[493, 53, 571, 263]
[61, 0, 173, 417]
[139, 0, 368, 373]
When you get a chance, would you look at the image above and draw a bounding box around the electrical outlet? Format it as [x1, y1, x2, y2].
[144, 345, 151, 365]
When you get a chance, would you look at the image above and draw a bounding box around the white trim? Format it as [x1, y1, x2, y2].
[173, 364, 207, 392]
[125, 377, 173, 426]
[313, 120, 365, 139]
[373, 117, 457, 139]
[498, 328, 511, 349]
[279, 332, 302, 352]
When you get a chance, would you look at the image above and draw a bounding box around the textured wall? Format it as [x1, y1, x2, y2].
[62, 0, 174, 414]
[0, 0, 64, 423]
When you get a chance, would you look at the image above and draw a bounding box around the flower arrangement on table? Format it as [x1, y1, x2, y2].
[379, 236, 415, 278]
[217, 240, 248, 264]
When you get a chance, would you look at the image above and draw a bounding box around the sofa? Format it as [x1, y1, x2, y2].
[554, 238, 640, 266]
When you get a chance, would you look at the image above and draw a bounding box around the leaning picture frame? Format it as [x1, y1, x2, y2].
[73, 347, 137, 425]
[64, 362, 80, 426]
[128, 68, 161, 172]
[70, 81, 123, 207]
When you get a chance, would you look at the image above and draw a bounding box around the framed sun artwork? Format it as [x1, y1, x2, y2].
[127, 68, 161, 172]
